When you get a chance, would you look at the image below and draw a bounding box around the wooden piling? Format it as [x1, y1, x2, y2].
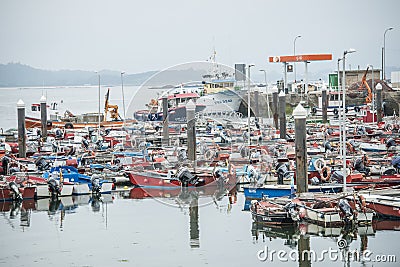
[186, 100, 196, 162]
[321, 87, 328, 123]
[293, 103, 308, 193]
[272, 90, 279, 129]
[162, 95, 169, 146]
[17, 99, 26, 158]
[40, 95, 47, 140]
[279, 91, 286, 139]
[376, 83, 383, 122]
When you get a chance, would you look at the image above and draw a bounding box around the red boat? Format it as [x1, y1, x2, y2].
[0, 179, 36, 201]
[346, 173, 400, 190]
[127, 166, 236, 188]
[361, 194, 400, 219]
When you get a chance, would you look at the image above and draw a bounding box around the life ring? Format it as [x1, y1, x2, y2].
[313, 158, 326, 172]
[65, 122, 74, 129]
[320, 166, 331, 182]
[354, 106, 360, 113]
[333, 108, 338, 115]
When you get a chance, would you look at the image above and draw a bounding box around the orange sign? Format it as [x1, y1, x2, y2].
[269, 54, 332, 63]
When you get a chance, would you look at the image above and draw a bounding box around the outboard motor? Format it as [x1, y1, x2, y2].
[176, 167, 198, 187]
[91, 174, 102, 195]
[2, 156, 10, 175]
[392, 156, 400, 173]
[35, 156, 51, 171]
[220, 131, 231, 143]
[386, 138, 396, 149]
[214, 169, 226, 187]
[330, 170, 344, 183]
[82, 138, 89, 149]
[338, 198, 354, 223]
[47, 177, 61, 198]
[353, 157, 370, 176]
[276, 163, 290, 185]
[246, 165, 260, 182]
[324, 141, 332, 152]
[55, 128, 63, 139]
[177, 149, 187, 162]
[9, 181, 23, 201]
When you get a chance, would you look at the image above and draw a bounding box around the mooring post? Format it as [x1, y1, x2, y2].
[272, 88, 279, 129]
[186, 100, 196, 164]
[376, 83, 383, 123]
[293, 103, 308, 193]
[279, 91, 286, 139]
[162, 95, 169, 146]
[254, 90, 259, 119]
[40, 95, 48, 141]
[17, 99, 26, 158]
[321, 87, 328, 123]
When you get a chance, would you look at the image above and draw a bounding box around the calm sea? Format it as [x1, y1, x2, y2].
[0, 85, 162, 130]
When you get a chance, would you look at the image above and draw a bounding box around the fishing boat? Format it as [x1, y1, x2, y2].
[359, 194, 400, 219]
[293, 194, 374, 227]
[134, 89, 206, 123]
[42, 166, 113, 195]
[127, 166, 235, 188]
[250, 198, 298, 225]
[0, 179, 36, 201]
[243, 184, 343, 199]
[25, 89, 129, 129]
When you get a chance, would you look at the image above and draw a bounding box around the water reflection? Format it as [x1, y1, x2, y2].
[0, 194, 114, 230]
[128, 185, 238, 248]
[252, 222, 377, 266]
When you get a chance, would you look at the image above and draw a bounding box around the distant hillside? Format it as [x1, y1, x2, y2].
[0, 63, 207, 87]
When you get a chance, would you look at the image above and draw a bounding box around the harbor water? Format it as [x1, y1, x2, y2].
[0, 87, 399, 266]
[1, 189, 399, 267]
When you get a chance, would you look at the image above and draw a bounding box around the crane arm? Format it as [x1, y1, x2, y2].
[358, 67, 372, 104]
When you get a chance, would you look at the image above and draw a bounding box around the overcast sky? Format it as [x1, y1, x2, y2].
[1, 0, 399, 81]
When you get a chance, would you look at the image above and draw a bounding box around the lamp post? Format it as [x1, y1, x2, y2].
[342, 48, 356, 191]
[337, 58, 343, 165]
[293, 35, 301, 83]
[259, 69, 270, 120]
[121, 71, 126, 121]
[247, 64, 255, 146]
[383, 27, 394, 80]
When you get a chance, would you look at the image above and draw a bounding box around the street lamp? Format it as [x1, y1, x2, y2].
[383, 27, 394, 80]
[247, 64, 255, 146]
[293, 35, 301, 83]
[337, 58, 342, 161]
[259, 69, 271, 120]
[121, 71, 126, 121]
[342, 48, 356, 191]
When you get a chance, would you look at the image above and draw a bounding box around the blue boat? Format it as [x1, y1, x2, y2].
[43, 166, 113, 195]
[243, 184, 343, 199]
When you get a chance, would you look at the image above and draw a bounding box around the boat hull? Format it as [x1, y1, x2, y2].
[243, 184, 343, 199]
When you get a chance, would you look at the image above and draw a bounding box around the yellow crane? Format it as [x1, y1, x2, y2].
[358, 66, 373, 104]
[104, 88, 121, 121]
